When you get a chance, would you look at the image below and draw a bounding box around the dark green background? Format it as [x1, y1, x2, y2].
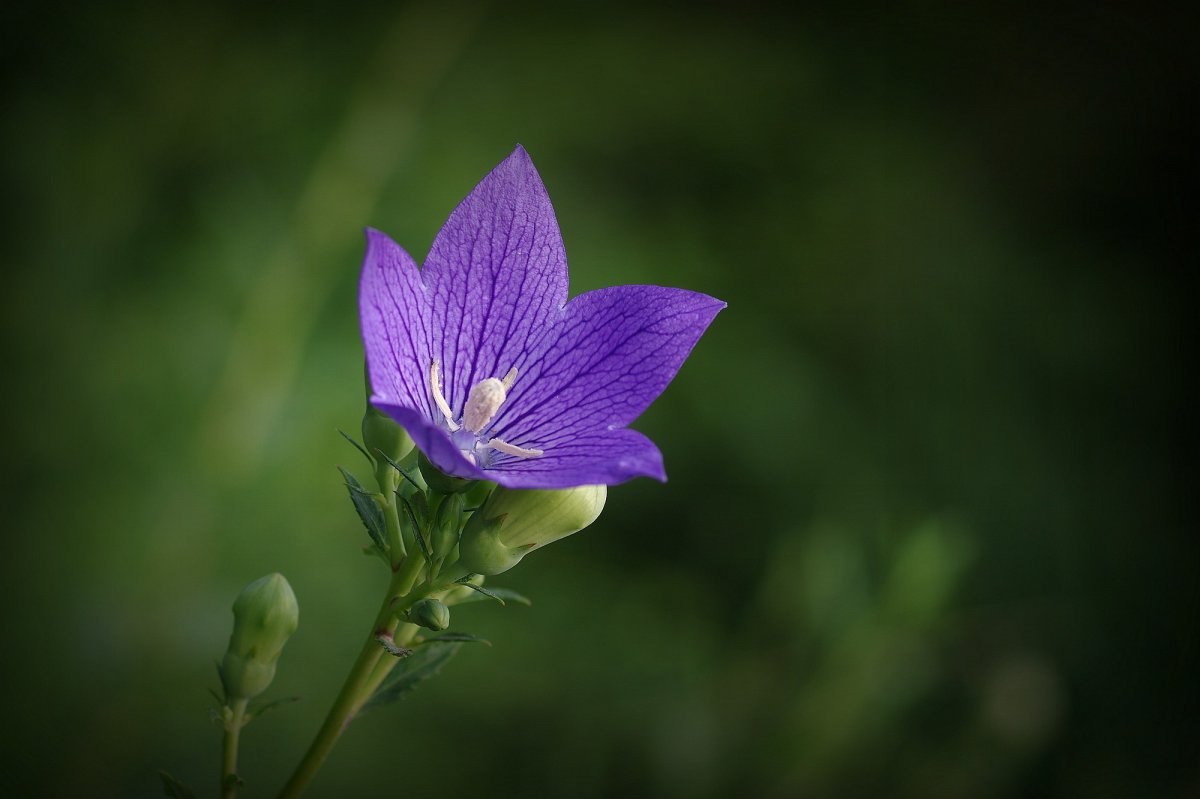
[1, 2, 1194, 797]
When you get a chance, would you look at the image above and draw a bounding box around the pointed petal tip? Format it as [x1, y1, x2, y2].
[495, 143, 540, 178]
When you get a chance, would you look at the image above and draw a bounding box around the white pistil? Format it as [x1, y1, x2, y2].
[428, 361, 543, 461]
[462, 377, 507, 433]
[430, 359, 460, 431]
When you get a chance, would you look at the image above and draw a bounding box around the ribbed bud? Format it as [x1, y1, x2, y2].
[418, 450, 475, 495]
[408, 598, 451, 631]
[457, 485, 606, 575]
[220, 573, 299, 701]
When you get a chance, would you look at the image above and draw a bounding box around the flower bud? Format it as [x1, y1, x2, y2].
[408, 598, 450, 631]
[220, 573, 299, 701]
[458, 485, 606, 575]
[431, 493, 465, 562]
[362, 404, 414, 467]
[418, 450, 475, 495]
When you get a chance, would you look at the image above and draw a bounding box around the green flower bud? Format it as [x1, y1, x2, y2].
[362, 404, 414, 467]
[458, 485, 606, 575]
[408, 598, 450, 631]
[220, 573, 299, 701]
[431, 493, 465, 561]
[418, 450, 475, 495]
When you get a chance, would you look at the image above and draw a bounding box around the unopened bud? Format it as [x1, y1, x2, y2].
[363, 404, 414, 466]
[457, 485, 606, 575]
[408, 598, 450, 631]
[220, 573, 299, 700]
[363, 363, 415, 483]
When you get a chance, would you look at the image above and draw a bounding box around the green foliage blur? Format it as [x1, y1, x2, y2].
[0, 2, 1193, 797]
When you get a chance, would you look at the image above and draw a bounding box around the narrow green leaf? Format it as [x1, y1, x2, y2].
[158, 771, 197, 799]
[246, 695, 300, 721]
[398, 492, 432, 563]
[378, 449, 421, 489]
[454, 581, 506, 606]
[363, 642, 463, 711]
[338, 429, 374, 466]
[424, 632, 491, 646]
[339, 466, 387, 552]
[452, 586, 532, 607]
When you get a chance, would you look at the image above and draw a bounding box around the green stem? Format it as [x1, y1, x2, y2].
[277, 560, 426, 799]
[221, 698, 248, 799]
[353, 620, 421, 716]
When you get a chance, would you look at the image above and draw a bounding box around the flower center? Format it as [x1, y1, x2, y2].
[430, 360, 543, 466]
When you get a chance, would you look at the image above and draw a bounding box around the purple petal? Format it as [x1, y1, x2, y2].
[422, 145, 569, 417]
[373, 403, 488, 481]
[486, 285, 725, 482]
[360, 229, 434, 418]
[485, 428, 665, 489]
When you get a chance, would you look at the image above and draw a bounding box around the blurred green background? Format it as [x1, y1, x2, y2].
[1, 2, 1194, 797]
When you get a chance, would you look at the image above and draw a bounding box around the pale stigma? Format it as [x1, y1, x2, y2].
[463, 377, 507, 433]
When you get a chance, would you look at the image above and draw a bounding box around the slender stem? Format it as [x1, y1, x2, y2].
[354, 620, 419, 714]
[277, 561, 426, 799]
[221, 698, 249, 799]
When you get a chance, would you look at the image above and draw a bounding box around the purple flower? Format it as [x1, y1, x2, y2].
[360, 146, 724, 489]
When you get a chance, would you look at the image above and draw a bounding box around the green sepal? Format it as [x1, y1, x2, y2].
[158, 771, 197, 799]
[451, 586, 532, 607]
[363, 641, 463, 711]
[338, 466, 387, 553]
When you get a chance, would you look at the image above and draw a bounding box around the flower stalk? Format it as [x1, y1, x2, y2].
[220, 698, 248, 799]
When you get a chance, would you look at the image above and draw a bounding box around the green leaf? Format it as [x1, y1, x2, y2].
[453, 580, 507, 606]
[398, 492, 432, 563]
[339, 466, 387, 552]
[158, 771, 197, 799]
[246, 695, 300, 721]
[377, 449, 421, 489]
[423, 632, 491, 645]
[338, 429, 374, 466]
[363, 642, 463, 711]
[453, 586, 533, 607]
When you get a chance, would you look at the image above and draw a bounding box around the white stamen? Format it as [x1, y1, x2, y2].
[430, 360, 460, 431]
[489, 438, 544, 458]
[428, 361, 541, 462]
[462, 378, 507, 433]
